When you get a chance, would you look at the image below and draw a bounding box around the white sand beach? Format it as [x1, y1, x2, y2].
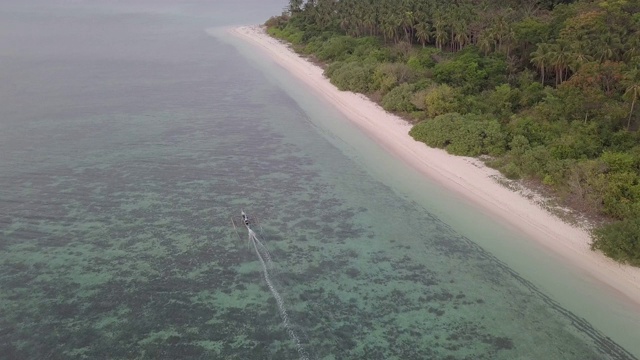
[229, 25, 640, 310]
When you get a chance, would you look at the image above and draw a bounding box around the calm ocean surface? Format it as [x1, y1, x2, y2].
[1, 1, 638, 359]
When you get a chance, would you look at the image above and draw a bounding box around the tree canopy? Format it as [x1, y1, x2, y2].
[267, 0, 640, 266]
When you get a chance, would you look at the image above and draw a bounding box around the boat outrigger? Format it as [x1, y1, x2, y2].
[231, 210, 261, 239]
[241, 210, 251, 229]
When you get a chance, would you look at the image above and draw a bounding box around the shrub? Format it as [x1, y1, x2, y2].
[410, 113, 462, 148]
[317, 36, 357, 61]
[519, 81, 545, 108]
[409, 113, 506, 156]
[324, 61, 344, 78]
[407, 47, 438, 71]
[267, 26, 284, 38]
[508, 116, 550, 147]
[501, 162, 522, 179]
[547, 121, 603, 160]
[606, 131, 640, 152]
[264, 15, 289, 29]
[592, 218, 640, 267]
[447, 118, 506, 156]
[600, 151, 638, 173]
[304, 38, 325, 54]
[371, 63, 416, 94]
[325, 62, 375, 93]
[542, 158, 573, 186]
[599, 172, 640, 219]
[519, 145, 551, 177]
[432, 48, 506, 93]
[382, 83, 417, 112]
[424, 84, 461, 118]
[509, 134, 531, 157]
[286, 31, 304, 45]
[549, 134, 584, 159]
[352, 37, 384, 60]
[411, 88, 430, 110]
[487, 84, 521, 119]
[433, 58, 486, 92]
[481, 120, 509, 156]
[390, 41, 413, 62]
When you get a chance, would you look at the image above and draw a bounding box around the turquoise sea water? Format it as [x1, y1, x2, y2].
[1, 1, 638, 359]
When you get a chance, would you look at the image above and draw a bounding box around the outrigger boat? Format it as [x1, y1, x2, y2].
[241, 210, 251, 229]
[231, 210, 261, 239]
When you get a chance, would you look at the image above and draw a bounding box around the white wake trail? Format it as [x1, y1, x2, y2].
[248, 229, 308, 360]
[252, 232, 273, 268]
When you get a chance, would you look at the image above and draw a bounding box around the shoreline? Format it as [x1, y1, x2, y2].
[228, 25, 640, 310]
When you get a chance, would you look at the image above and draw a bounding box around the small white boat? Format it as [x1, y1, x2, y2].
[231, 210, 261, 239]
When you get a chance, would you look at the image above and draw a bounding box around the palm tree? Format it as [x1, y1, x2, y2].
[454, 29, 470, 52]
[490, 17, 507, 52]
[502, 26, 516, 57]
[434, 20, 448, 50]
[568, 43, 594, 72]
[391, 15, 403, 43]
[315, 0, 335, 29]
[402, 10, 416, 44]
[415, 21, 432, 47]
[363, 8, 377, 36]
[382, 20, 397, 44]
[548, 42, 571, 85]
[451, 18, 469, 52]
[595, 33, 621, 62]
[623, 69, 640, 130]
[623, 34, 640, 61]
[288, 0, 303, 13]
[530, 43, 551, 85]
[477, 33, 492, 54]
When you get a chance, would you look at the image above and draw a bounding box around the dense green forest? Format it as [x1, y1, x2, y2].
[265, 0, 640, 266]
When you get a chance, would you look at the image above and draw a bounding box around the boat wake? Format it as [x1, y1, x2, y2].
[248, 228, 309, 360]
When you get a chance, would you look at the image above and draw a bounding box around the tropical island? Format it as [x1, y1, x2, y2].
[261, 0, 640, 266]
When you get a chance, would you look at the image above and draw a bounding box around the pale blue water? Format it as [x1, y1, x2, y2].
[0, 1, 638, 359]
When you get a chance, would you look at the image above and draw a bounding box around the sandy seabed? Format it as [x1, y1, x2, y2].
[229, 25, 640, 310]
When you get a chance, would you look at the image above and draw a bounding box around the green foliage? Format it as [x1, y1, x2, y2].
[508, 116, 550, 146]
[325, 61, 375, 93]
[513, 17, 550, 48]
[548, 131, 600, 160]
[486, 84, 521, 119]
[266, 26, 283, 38]
[407, 47, 439, 71]
[590, 170, 640, 219]
[432, 53, 486, 92]
[423, 84, 461, 118]
[600, 151, 639, 172]
[432, 49, 507, 93]
[509, 134, 531, 157]
[410, 113, 461, 148]
[352, 37, 387, 61]
[410, 113, 507, 157]
[317, 36, 358, 61]
[266, 0, 640, 266]
[606, 131, 640, 152]
[303, 40, 322, 54]
[266, 23, 306, 45]
[382, 83, 417, 112]
[501, 162, 522, 179]
[371, 63, 416, 94]
[264, 15, 289, 29]
[519, 81, 546, 107]
[410, 87, 431, 110]
[592, 218, 640, 267]
[519, 145, 553, 177]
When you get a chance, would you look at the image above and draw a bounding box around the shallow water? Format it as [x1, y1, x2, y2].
[0, 1, 638, 359]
